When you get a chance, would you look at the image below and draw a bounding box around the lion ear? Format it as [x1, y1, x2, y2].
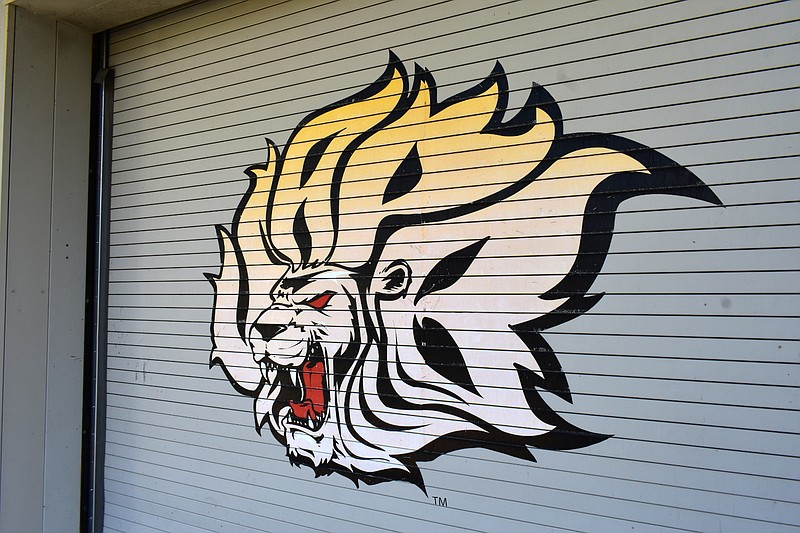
[373, 260, 411, 300]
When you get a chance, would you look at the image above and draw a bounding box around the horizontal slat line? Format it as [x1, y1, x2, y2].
[111, 0, 653, 95]
[103, 441, 593, 533]
[112, 16, 795, 146]
[107, 219, 800, 250]
[109, 114, 799, 199]
[104, 376, 800, 438]
[106, 160, 799, 216]
[108, 245, 800, 273]
[103, 509, 171, 533]
[111, 272, 796, 288]
[110, 128, 792, 206]
[108, 440, 800, 530]
[104, 470, 581, 533]
[108, 0, 254, 48]
[110, 80, 800, 175]
[110, 476, 401, 533]
[107, 186, 794, 254]
[108, 121, 799, 203]
[105, 339, 796, 366]
[113, 0, 460, 78]
[104, 170, 773, 229]
[104, 486, 268, 533]
[110, 0, 784, 113]
[104, 415, 800, 507]
[105, 501, 183, 533]
[110, 51, 799, 169]
[106, 356, 800, 404]
[110, 0, 335, 54]
[107, 498, 253, 533]
[106, 308, 800, 322]
[108, 307, 800, 321]
[105, 290, 797, 298]
[186, 336, 799, 366]
[104, 456, 792, 523]
[105, 162, 793, 225]
[105, 488, 327, 533]
[109, 356, 798, 388]
[110, 0, 317, 46]
[110, 268, 800, 283]
[119, 215, 791, 269]
[102, 447, 768, 533]
[106, 358, 800, 401]
[110, 278, 799, 290]
[105, 164, 793, 232]
[111, 0, 455, 72]
[104, 441, 784, 532]
[104, 398, 800, 484]
[104, 387, 800, 473]
[110, 116, 798, 211]
[124, 294, 797, 307]
[105, 465, 585, 533]
[105, 454, 534, 533]
[104, 487, 274, 533]
[107, 397, 797, 485]
[110, 51, 800, 162]
[112, 269, 800, 285]
[107, 202, 797, 243]
[108, 239, 800, 262]
[105, 289, 800, 315]
[107, 325, 800, 342]
[109, 80, 799, 180]
[111, 235, 786, 267]
[111, 60, 799, 162]
[109, 25, 800, 150]
[104, 497, 221, 533]
[110, 25, 798, 147]
[105, 489, 311, 533]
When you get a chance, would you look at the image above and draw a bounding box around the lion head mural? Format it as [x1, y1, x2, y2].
[207, 53, 721, 488]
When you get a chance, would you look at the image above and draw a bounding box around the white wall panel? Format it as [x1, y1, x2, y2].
[0, 7, 91, 533]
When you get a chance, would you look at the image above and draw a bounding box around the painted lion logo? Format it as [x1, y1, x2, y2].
[208, 53, 720, 488]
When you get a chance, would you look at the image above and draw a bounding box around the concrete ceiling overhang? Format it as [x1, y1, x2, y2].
[6, 0, 195, 33]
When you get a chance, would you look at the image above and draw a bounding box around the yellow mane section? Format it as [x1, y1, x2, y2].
[270, 64, 406, 266]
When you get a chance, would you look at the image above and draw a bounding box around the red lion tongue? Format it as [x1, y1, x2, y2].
[289, 359, 325, 421]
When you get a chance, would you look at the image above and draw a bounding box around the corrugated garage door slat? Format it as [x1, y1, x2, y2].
[104, 0, 799, 531]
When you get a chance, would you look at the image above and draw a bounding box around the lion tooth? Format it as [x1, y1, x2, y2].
[259, 363, 270, 385]
[267, 365, 277, 383]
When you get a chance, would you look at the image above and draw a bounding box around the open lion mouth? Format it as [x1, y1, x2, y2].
[261, 341, 329, 434]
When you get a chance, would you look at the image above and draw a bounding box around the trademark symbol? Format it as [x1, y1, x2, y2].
[431, 496, 448, 507]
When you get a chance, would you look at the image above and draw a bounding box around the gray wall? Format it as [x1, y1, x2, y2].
[104, 0, 798, 531]
[0, 6, 91, 533]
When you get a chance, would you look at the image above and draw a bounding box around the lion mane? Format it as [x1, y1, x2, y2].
[208, 53, 721, 489]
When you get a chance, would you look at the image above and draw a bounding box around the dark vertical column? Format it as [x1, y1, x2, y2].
[82, 30, 113, 533]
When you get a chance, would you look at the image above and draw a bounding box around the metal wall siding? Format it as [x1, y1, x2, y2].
[105, 0, 799, 531]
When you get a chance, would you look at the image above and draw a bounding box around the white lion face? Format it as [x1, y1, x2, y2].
[248, 267, 361, 467]
[248, 263, 411, 473]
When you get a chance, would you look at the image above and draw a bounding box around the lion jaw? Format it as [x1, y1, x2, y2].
[250, 322, 333, 441]
[249, 267, 364, 470]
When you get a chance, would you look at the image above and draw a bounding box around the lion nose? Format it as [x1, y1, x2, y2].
[252, 322, 287, 342]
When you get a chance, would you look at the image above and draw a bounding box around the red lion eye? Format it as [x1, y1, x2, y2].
[305, 291, 334, 310]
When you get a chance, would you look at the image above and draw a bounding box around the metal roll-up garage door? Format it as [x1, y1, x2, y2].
[103, 0, 799, 531]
